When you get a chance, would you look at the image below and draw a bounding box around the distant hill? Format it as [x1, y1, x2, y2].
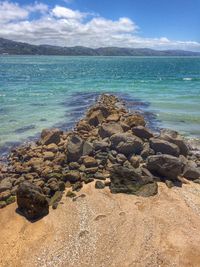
[0, 37, 200, 56]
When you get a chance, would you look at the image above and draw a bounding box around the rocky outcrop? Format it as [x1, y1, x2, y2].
[0, 93, 199, 219]
[16, 181, 49, 220]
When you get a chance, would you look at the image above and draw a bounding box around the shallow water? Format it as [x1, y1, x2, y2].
[0, 56, 200, 154]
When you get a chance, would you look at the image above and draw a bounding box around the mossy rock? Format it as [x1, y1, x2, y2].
[66, 191, 76, 198]
[0, 201, 7, 209]
[49, 191, 63, 206]
[6, 196, 16, 205]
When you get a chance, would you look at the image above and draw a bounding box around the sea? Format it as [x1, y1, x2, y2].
[0, 56, 200, 155]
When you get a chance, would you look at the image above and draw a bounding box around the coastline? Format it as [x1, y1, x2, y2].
[0, 93, 200, 211]
[0, 93, 200, 267]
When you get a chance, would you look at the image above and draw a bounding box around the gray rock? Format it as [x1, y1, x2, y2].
[63, 171, 81, 183]
[109, 164, 157, 197]
[132, 126, 153, 139]
[40, 128, 63, 145]
[99, 122, 124, 138]
[147, 154, 184, 179]
[17, 181, 49, 220]
[82, 141, 94, 156]
[160, 129, 189, 156]
[183, 166, 200, 180]
[95, 181, 105, 189]
[66, 135, 84, 162]
[110, 133, 143, 156]
[0, 179, 12, 193]
[93, 140, 110, 151]
[88, 110, 104, 126]
[116, 153, 127, 164]
[150, 138, 180, 156]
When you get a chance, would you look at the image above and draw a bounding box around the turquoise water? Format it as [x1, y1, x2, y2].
[0, 56, 200, 154]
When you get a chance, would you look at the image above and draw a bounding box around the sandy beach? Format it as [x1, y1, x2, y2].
[1, 181, 200, 267]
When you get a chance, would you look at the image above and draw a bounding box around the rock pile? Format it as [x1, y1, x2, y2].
[0, 94, 200, 219]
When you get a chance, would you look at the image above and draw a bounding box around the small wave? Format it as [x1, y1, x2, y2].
[183, 77, 192, 81]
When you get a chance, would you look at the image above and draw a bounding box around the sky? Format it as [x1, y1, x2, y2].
[0, 0, 200, 51]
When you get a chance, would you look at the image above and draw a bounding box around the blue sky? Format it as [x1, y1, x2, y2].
[0, 0, 200, 51]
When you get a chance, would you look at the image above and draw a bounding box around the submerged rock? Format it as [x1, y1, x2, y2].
[16, 181, 49, 220]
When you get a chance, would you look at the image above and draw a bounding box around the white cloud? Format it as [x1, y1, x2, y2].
[51, 5, 85, 20]
[0, 1, 28, 23]
[26, 2, 49, 14]
[0, 1, 199, 51]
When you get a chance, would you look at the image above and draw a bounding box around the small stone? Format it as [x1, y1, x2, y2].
[0, 190, 11, 201]
[84, 167, 98, 174]
[0, 179, 12, 193]
[129, 155, 140, 168]
[106, 113, 120, 122]
[165, 180, 175, 188]
[69, 162, 80, 170]
[72, 181, 83, 192]
[63, 171, 81, 182]
[83, 156, 98, 168]
[94, 172, 106, 180]
[116, 153, 127, 164]
[95, 181, 105, 189]
[66, 191, 76, 198]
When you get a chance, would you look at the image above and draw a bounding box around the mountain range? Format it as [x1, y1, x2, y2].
[0, 37, 200, 56]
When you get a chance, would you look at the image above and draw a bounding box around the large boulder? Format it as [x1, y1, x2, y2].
[110, 133, 143, 156]
[182, 166, 200, 180]
[17, 181, 49, 220]
[87, 104, 111, 120]
[109, 165, 158, 197]
[132, 126, 153, 139]
[99, 122, 124, 138]
[66, 135, 84, 162]
[146, 154, 184, 179]
[150, 138, 180, 156]
[0, 179, 12, 193]
[123, 114, 145, 127]
[160, 129, 189, 156]
[40, 128, 63, 145]
[88, 110, 104, 127]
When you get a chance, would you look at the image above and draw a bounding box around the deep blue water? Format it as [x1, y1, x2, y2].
[0, 56, 200, 155]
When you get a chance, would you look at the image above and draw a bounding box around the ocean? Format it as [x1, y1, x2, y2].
[0, 56, 200, 155]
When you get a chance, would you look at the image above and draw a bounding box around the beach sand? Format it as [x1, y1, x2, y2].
[1, 181, 200, 267]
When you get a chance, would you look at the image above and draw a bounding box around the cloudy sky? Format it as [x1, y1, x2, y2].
[0, 0, 200, 51]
